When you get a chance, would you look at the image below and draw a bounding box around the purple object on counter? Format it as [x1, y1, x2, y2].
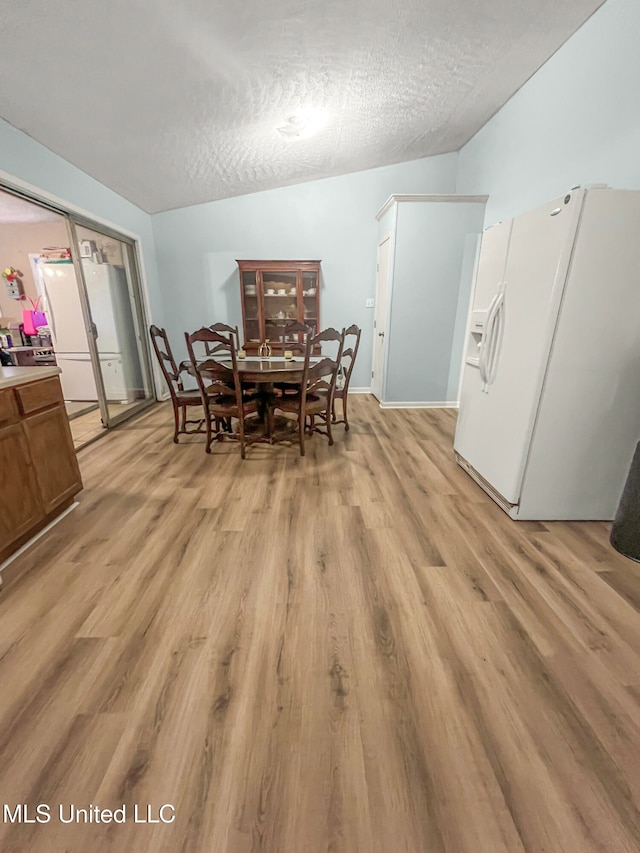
[22, 310, 47, 336]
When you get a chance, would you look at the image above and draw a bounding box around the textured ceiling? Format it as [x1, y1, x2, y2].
[0, 0, 605, 213]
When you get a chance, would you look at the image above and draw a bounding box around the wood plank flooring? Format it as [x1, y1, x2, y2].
[0, 396, 639, 852]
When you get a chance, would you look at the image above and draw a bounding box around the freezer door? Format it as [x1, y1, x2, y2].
[454, 191, 585, 504]
[473, 221, 513, 311]
[463, 221, 512, 371]
[41, 262, 90, 353]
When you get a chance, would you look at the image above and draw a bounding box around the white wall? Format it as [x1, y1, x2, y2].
[456, 0, 640, 224]
[0, 220, 68, 321]
[0, 118, 162, 326]
[151, 153, 459, 389]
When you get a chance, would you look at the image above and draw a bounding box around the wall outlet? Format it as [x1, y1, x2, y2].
[365, 298, 374, 308]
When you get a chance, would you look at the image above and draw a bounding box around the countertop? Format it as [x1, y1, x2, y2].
[0, 365, 61, 390]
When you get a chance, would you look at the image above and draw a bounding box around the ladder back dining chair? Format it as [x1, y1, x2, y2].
[332, 324, 361, 431]
[208, 323, 241, 351]
[274, 327, 343, 456]
[185, 327, 258, 457]
[149, 324, 206, 443]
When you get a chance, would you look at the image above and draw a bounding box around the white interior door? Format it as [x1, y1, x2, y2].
[372, 236, 391, 400]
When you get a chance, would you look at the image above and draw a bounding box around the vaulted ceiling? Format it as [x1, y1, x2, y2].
[0, 0, 605, 213]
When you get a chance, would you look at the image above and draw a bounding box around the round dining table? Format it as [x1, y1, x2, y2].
[231, 356, 310, 383]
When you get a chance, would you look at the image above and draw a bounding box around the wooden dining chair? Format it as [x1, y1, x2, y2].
[279, 320, 315, 353]
[274, 328, 343, 456]
[275, 320, 314, 396]
[208, 323, 240, 351]
[332, 324, 361, 431]
[185, 328, 258, 457]
[149, 324, 206, 443]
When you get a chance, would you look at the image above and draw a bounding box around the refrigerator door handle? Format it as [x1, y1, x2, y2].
[479, 290, 500, 386]
[486, 288, 506, 386]
[481, 285, 506, 391]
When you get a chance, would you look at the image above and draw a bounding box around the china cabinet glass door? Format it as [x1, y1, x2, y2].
[261, 269, 299, 347]
[241, 270, 260, 345]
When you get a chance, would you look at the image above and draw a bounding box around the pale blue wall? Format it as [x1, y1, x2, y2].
[384, 201, 485, 403]
[0, 118, 162, 325]
[456, 0, 640, 224]
[151, 153, 459, 389]
[3, 0, 639, 406]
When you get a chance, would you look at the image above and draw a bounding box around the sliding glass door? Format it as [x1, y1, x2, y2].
[69, 222, 154, 427]
[0, 178, 156, 440]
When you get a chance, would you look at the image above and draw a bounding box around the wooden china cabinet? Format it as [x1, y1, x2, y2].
[237, 260, 321, 354]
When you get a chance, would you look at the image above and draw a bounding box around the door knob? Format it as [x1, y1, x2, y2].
[378, 331, 384, 337]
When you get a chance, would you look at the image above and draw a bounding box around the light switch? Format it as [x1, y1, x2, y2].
[365, 298, 374, 308]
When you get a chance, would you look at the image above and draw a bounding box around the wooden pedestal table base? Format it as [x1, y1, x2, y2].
[228, 358, 310, 444]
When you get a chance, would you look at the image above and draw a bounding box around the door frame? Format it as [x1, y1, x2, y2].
[371, 231, 394, 402]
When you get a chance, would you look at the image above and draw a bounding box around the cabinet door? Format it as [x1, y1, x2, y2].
[22, 406, 82, 514]
[300, 269, 319, 335]
[240, 269, 261, 346]
[0, 423, 44, 554]
[0, 388, 20, 428]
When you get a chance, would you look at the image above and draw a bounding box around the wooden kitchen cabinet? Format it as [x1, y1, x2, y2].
[0, 423, 43, 546]
[237, 260, 321, 354]
[0, 371, 82, 566]
[23, 406, 82, 514]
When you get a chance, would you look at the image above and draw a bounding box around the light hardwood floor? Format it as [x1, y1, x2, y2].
[0, 396, 639, 853]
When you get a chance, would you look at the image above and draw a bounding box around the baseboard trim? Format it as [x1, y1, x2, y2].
[379, 401, 459, 409]
[0, 501, 79, 580]
[348, 387, 371, 394]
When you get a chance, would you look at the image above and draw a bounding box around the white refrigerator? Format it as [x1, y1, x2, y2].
[38, 259, 98, 401]
[453, 186, 640, 520]
[38, 259, 142, 403]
